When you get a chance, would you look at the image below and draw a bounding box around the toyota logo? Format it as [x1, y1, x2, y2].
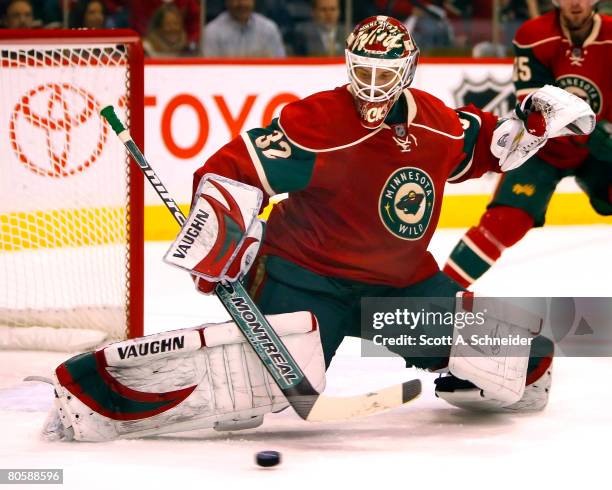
[10, 83, 108, 178]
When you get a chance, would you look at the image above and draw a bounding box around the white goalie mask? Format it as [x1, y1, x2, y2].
[345, 16, 420, 129]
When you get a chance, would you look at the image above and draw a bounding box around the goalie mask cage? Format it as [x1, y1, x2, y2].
[0, 30, 144, 351]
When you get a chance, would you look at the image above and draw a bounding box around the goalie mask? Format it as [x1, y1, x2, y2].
[346, 16, 419, 129]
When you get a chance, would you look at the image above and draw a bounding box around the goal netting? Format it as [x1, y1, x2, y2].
[0, 30, 144, 351]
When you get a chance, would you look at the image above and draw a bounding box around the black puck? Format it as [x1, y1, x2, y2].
[255, 450, 281, 467]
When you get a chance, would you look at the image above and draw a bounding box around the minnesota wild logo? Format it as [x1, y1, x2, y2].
[557, 75, 602, 115]
[379, 167, 435, 240]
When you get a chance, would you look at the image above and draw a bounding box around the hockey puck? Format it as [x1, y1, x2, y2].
[255, 450, 281, 468]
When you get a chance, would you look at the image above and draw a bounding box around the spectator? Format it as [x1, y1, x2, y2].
[2, 0, 35, 27]
[69, 0, 108, 28]
[203, 0, 286, 58]
[130, 1, 200, 51]
[292, 0, 346, 56]
[143, 3, 190, 57]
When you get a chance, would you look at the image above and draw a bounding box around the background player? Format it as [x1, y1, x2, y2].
[444, 0, 612, 288]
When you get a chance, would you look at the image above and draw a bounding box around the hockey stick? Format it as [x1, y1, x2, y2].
[101, 105, 421, 422]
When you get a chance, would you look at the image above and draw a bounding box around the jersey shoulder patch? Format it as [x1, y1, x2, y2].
[278, 86, 372, 152]
[514, 11, 561, 49]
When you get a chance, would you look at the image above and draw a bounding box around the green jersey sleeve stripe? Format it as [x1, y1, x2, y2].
[245, 119, 317, 194]
[241, 132, 277, 196]
[448, 111, 481, 183]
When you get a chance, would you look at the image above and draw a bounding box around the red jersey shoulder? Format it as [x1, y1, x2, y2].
[597, 13, 612, 41]
[408, 88, 463, 138]
[514, 11, 561, 48]
[278, 85, 371, 151]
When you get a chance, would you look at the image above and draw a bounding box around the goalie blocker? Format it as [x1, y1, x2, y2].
[45, 312, 325, 442]
[163, 174, 265, 294]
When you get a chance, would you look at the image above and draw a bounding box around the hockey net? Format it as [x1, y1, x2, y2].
[0, 30, 144, 351]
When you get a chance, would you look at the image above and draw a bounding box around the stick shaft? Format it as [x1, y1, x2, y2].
[101, 106, 319, 415]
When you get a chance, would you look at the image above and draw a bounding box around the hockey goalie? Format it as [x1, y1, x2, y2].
[44, 15, 595, 441]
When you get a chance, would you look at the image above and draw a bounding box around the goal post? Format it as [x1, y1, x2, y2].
[0, 29, 144, 351]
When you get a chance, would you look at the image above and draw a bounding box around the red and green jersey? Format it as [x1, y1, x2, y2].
[513, 11, 612, 168]
[195, 85, 499, 287]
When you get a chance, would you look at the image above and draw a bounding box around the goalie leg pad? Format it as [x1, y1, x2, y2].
[435, 346, 553, 413]
[49, 311, 325, 441]
[446, 293, 543, 407]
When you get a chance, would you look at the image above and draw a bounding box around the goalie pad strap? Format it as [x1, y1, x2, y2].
[101, 311, 318, 367]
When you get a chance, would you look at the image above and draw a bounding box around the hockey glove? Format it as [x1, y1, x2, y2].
[491, 85, 595, 171]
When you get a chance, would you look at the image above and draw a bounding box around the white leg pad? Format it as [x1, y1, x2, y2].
[436, 361, 552, 412]
[447, 293, 542, 405]
[49, 311, 325, 441]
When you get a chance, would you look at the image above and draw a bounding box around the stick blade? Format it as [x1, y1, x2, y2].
[402, 378, 422, 402]
[290, 379, 421, 422]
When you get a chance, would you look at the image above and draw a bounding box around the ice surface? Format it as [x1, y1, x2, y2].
[1, 226, 611, 489]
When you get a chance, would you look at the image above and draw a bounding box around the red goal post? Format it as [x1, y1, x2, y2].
[0, 29, 144, 351]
